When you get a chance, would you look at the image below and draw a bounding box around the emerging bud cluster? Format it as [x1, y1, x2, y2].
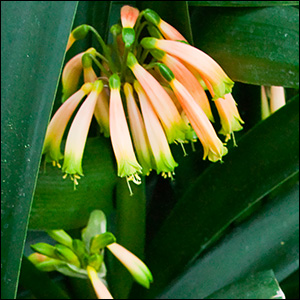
[29, 210, 153, 299]
[42, 5, 244, 192]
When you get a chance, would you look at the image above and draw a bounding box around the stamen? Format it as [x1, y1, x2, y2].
[232, 132, 238, 147]
[52, 161, 56, 167]
[74, 174, 81, 179]
[62, 173, 68, 179]
[126, 177, 134, 196]
[191, 141, 196, 152]
[56, 162, 62, 169]
[180, 142, 188, 157]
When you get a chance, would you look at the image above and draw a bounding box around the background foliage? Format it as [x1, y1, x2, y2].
[1, 1, 299, 299]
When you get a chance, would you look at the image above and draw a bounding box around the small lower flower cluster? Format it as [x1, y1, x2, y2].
[42, 5, 244, 192]
[29, 210, 153, 299]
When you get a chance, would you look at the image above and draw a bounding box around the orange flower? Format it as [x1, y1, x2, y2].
[158, 64, 227, 162]
[214, 94, 244, 144]
[127, 52, 188, 144]
[107, 243, 153, 289]
[87, 266, 114, 299]
[121, 5, 140, 28]
[152, 49, 214, 121]
[134, 81, 178, 177]
[141, 38, 234, 100]
[62, 81, 103, 182]
[108, 74, 142, 191]
[42, 83, 93, 167]
[124, 83, 153, 175]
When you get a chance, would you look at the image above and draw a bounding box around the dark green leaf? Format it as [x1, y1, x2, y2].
[29, 137, 117, 230]
[206, 270, 285, 299]
[133, 98, 299, 298]
[18, 256, 70, 299]
[1, 2, 78, 299]
[137, 1, 194, 44]
[191, 6, 299, 87]
[159, 176, 299, 298]
[189, 1, 299, 7]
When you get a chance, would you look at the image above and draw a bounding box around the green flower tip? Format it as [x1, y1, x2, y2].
[109, 74, 121, 89]
[126, 52, 138, 68]
[110, 23, 122, 36]
[82, 53, 93, 68]
[88, 253, 103, 271]
[72, 24, 90, 40]
[31, 243, 57, 259]
[150, 49, 165, 60]
[55, 244, 81, 268]
[91, 232, 116, 253]
[93, 80, 104, 93]
[122, 27, 135, 47]
[157, 63, 175, 82]
[47, 229, 73, 249]
[143, 8, 161, 26]
[147, 25, 163, 39]
[140, 37, 157, 50]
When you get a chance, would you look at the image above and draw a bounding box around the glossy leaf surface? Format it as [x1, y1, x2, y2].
[1, 2, 78, 298]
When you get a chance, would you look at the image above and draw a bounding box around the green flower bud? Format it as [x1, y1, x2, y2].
[143, 9, 161, 26]
[110, 24, 122, 36]
[30, 243, 58, 259]
[35, 259, 64, 272]
[157, 63, 175, 82]
[122, 27, 135, 48]
[47, 230, 73, 249]
[126, 52, 138, 68]
[55, 244, 81, 268]
[140, 37, 157, 50]
[90, 232, 116, 254]
[72, 24, 90, 40]
[109, 74, 121, 89]
[150, 49, 166, 60]
[88, 254, 103, 271]
[147, 25, 163, 39]
[82, 53, 93, 68]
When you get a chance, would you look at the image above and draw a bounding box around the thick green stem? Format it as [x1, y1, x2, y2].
[108, 178, 146, 299]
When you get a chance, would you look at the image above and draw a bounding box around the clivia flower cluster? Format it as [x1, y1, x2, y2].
[42, 5, 244, 193]
[29, 210, 153, 299]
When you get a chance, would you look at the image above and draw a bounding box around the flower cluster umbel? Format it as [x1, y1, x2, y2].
[29, 210, 153, 299]
[42, 5, 244, 192]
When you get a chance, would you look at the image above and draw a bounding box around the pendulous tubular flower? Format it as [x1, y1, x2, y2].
[66, 24, 90, 51]
[134, 80, 178, 177]
[151, 49, 214, 122]
[109, 74, 142, 192]
[94, 87, 110, 138]
[62, 80, 104, 183]
[124, 83, 153, 175]
[127, 52, 188, 144]
[214, 94, 244, 144]
[107, 242, 153, 289]
[158, 64, 228, 162]
[143, 8, 187, 42]
[42, 83, 93, 167]
[141, 37, 234, 100]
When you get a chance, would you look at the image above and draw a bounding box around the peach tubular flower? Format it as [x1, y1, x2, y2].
[152, 50, 214, 122]
[87, 266, 114, 299]
[124, 83, 153, 175]
[82, 53, 98, 83]
[270, 86, 285, 113]
[143, 9, 187, 42]
[66, 24, 90, 52]
[62, 80, 103, 180]
[62, 47, 96, 102]
[121, 5, 140, 28]
[141, 38, 234, 100]
[42, 84, 92, 166]
[134, 81, 178, 177]
[127, 52, 188, 144]
[107, 243, 153, 289]
[94, 87, 110, 138]
[214, 94, 244, 144]
[109, 74, 142, 188]
[158, 64, 227, 162]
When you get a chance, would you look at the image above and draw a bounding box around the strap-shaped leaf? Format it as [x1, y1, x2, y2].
[1, 2, 78, 299]
[189, 1, 299, 6]
[134, 98, 299, 298]
[191, 6, 299, 87]
[159, 175, 299, 299]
